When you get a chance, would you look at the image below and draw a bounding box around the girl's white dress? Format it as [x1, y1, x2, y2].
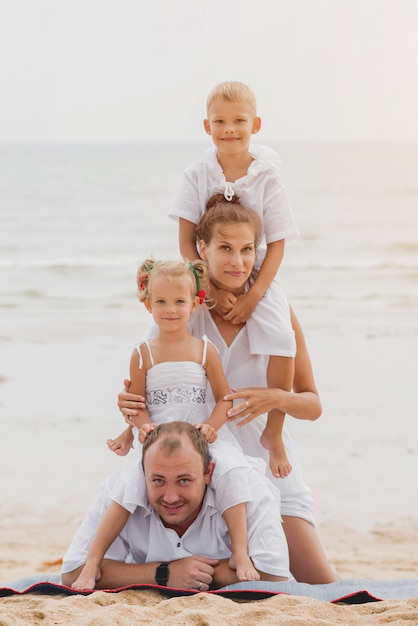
[113, 336, 269, 516]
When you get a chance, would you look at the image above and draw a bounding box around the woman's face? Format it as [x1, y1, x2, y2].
[199, 222, 256, 294]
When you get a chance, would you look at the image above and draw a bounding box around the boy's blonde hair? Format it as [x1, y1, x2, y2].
[136, 258, 209, 305]
[206, 81, 257, 116]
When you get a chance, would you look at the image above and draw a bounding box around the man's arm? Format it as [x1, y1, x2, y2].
[92, 556, 219, 590]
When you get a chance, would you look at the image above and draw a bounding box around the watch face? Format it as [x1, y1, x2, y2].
[155, 562, 169, 585]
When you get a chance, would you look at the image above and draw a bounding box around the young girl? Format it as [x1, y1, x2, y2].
[169, 81, 299, 480]
[71, 259, 261, 590]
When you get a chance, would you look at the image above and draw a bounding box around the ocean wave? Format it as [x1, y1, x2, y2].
[1, 253, 417, 273]
[285, 258, 418, 271]
[390, 242, 418, 253]
[0, 256, 137, 270]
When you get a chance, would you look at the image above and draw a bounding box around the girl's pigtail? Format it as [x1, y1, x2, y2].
[190, 259, 215, 309]
[137, 258, 155, 302]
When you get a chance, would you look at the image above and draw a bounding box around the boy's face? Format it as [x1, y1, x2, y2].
[204, 99, 261, 156]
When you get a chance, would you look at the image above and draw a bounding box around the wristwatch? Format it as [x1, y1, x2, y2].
[155, 562, 170, 586]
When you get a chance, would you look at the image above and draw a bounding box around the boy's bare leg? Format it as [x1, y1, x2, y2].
[106, 425, 134, 456]
[260, 355, 294, 478]
[223, 504, 260, 581]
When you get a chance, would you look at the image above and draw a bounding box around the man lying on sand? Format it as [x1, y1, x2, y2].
[61, 421, 290, 590]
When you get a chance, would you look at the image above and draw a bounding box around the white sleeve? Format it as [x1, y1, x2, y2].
[168, 164, 209, 224]
[262, 172, 299, 244]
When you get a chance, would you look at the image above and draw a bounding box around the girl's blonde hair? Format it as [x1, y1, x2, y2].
[206, 81, 257, 115]
[136, 258, 209, 305]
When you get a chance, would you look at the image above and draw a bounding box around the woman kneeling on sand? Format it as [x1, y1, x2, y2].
[116, 195, 338, 585]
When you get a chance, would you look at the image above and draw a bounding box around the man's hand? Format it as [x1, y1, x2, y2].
[168, 557, 219, 590]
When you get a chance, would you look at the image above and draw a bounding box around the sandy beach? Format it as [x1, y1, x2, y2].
[0, 515, 417, 624]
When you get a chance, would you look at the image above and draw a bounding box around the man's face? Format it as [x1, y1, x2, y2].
[144, 435, 214, 535]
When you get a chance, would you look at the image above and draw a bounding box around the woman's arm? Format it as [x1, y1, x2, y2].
[224, 308, 322, 425]
[117, 380, 146, 420]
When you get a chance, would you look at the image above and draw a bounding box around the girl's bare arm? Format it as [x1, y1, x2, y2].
[203, 343, 232, 431]
[128, 349, 152, 429]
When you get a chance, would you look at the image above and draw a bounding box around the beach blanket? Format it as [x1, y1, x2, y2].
[1, 575, 417, 604]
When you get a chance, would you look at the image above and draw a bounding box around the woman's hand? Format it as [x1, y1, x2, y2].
[224, 387, 282, 426]
[118, 379, 146, 422]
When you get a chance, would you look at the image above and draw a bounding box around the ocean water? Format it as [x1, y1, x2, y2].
[1, 142, 418, 527]
[1, 141, 417, 341]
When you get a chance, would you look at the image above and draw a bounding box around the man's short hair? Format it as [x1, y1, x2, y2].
[142, 422, 212, 473]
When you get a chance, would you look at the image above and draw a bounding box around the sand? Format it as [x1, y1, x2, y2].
[0, 515, 417, 625]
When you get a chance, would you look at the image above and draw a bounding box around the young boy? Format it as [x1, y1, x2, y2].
[168, 81, 299, 479]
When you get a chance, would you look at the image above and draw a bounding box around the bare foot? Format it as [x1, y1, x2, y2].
[71, 565, 100, 591]
[106, 427, 134, 456]
[229, 552, 260, 582]
[260, 428, 292, 478]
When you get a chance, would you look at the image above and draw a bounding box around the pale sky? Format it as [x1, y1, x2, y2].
[1, 0, 418, 143]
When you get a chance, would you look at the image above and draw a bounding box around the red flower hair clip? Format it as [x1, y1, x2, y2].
[138, 273, 148, 291]
[197, 289, 206, 305]
[189, 262, 206, 305]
